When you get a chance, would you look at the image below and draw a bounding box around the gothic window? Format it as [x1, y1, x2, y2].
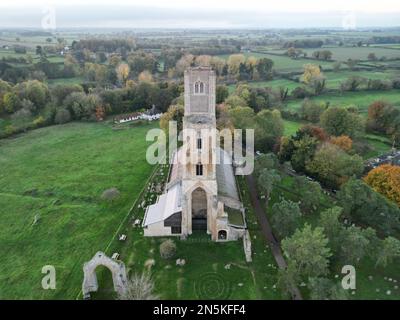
[196, 163, 203, 176]
[194, 81, 205, 94]
[199, 82, 204, 93]
[197, 138, 202, 150]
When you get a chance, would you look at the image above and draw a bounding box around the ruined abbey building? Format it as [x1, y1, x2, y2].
[143, 67, 246, 241]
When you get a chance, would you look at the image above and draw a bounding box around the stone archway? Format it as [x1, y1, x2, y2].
[82, 251, 127, 299]
[191, 187, 208, 230]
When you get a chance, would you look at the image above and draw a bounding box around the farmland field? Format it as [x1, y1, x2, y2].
[268, 46, 400, 61]
[285, 90, 400, 113]
[0, 121, 157, 299]
[217, 52, 336, 72]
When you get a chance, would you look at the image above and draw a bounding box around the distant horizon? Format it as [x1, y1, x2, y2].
[1, 1, 400, 30]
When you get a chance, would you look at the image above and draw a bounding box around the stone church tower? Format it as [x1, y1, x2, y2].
[143, 67, 245, 242]
[180, 67, 219, 238]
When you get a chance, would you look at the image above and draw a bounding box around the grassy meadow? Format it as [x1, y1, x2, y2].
[0, 121, 156, 299]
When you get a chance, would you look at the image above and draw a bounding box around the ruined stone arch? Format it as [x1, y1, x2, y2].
[82, 251, 127, 299]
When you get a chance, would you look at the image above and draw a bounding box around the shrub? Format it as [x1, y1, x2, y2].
[159, 239, 177, 259]
[33, 116, 45, 127]
[54, 108, 71, 124]
[118, 273, 159, 300]
[101, 187, 121, 201]
[4, 125, 16, 135]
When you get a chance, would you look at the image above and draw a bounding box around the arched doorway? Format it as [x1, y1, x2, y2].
[191, 187, 207, 230]
[82, 251, 127, 299]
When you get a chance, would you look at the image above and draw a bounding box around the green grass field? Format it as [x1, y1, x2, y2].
[0, 121, 157, 299]
[324, 70, 399, 89]
[285, 90, 400, 113]
[217, 52, 336, 72]
[270, 46, 400, 61]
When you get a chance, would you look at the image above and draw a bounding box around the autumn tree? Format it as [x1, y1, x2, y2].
[227, 54, 246, 76]
[138, 70, 153, 83]
[116, 63, 130, 86]
[301, 64, 326, 95]
[330, 135, 353, 152]
[364, 164, 400, 206]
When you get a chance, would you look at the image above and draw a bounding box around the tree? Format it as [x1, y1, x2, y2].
[364, 164, 400, 206]
[299, 99, 326, 123]
[330, 135, 352, 152]
[216, 85, 229, 104]
[160, 104, 184, 134]
[338, 178, 400, 236]
[346, 59, 359, 70]
[255, 109, 284, 152]
[339, 225, 370, 264]
[256, 58, 273, 80]
[175, 54, 194, 75]
[138, 70, 153, 83]
[257, 168, 281, 205]
[54, 108, 71, 124]
[291, 135, 319, 172]
[271, 200, 302, 239]
[3, 92, 20, 113]
[282, 224, 332, 279]
[254, 153, 279, 175]
[368, 53, 378, 61]
[118, 273, 159, 300]
[294, 175, 323, 213]
[116, 63, 130, 85]
[228, 106, 255, 130]
[376, 236, 400, 268]
[301, 64, 326, 95]
[340, 76, 367, 92]
[306, 143, 364, 188]
[51, 84, 84, 105]
[333, 61, 342, 72]
[308, 277, 349, 300]
[320, 107, 364, 138]
[367, 100, 396, 134]
[318, 207, 344, 254]
[225, 95, 248, 108]
[15, 80, 49, 113]
[227, 54, 246, 76]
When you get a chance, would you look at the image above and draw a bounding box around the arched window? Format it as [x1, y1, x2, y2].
[194, 81, 205, 94]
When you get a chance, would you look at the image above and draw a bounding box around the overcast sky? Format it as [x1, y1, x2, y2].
[0, 0, 399, 29]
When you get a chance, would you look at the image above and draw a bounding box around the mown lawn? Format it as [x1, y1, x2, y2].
[0, 121, 157, 299]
